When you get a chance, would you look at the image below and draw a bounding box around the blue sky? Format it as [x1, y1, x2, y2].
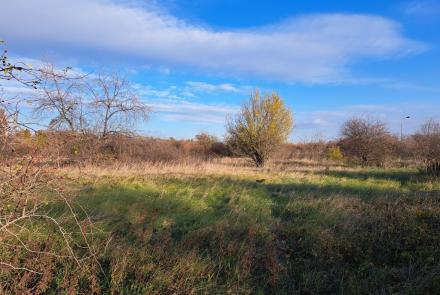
[2, 0, 440, 141]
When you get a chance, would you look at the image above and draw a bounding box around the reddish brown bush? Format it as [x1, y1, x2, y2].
[273, 141, 333, 162]
[413, 119, 440, 177]
[338, 118, 396, 167]
[6, 131, 230, 166]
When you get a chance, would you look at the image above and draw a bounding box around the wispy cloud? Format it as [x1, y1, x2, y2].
[322, 76, 440, 93]
[186, 81, 251, 93]
[150, 98, 238, 123]
[132, 83, 240, 123]
[404, 1, 440, 17]
[2, 0, 424, 83]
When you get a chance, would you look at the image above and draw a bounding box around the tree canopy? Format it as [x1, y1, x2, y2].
[227, 90, 293, 167]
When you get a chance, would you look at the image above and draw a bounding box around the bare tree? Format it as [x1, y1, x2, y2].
[89, 74, 150, 137]
[338, 118, 395, 166]
[33, 63, 88, 132]
[226, 90, 293, 167]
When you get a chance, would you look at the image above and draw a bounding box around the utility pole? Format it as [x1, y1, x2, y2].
[399, 116, 410, 166]
[400, 116, 410, 141]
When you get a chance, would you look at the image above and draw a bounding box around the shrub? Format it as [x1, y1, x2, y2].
[326, 146, 344, 161]
[339, 118, 395, 167]
[413, 119, 440, 177]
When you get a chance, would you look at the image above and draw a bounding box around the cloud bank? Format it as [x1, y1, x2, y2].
[2, 0, 424, 83]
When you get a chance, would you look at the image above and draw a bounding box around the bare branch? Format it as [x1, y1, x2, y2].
[0, 262, 43, 275]
[89, 73, 150, 136]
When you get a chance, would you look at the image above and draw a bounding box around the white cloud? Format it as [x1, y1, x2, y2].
[2, 0, 424, 83]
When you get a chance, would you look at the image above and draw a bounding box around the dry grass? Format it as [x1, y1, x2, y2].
[2, 158, 440, 294]
[58, 158, 351, 180]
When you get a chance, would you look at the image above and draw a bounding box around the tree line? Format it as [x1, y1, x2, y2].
[226, 91, 439, 177]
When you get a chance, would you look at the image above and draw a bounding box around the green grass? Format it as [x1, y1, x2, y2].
[4, 165, 440, 294]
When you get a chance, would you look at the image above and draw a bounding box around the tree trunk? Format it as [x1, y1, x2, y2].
[253, 152, 265, 167]
[427, 160, 440, 177]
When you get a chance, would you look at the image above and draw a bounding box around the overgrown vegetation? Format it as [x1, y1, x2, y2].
[2, 161, 440, 294]
[0, 41, 100, 292]
[413, 119, 440, 177]
[1, 41, 440, 294]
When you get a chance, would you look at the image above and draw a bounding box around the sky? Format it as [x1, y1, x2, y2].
[1, 0, 440, 141]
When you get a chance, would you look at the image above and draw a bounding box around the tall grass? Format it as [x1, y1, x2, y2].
[2, 160, 440, 294]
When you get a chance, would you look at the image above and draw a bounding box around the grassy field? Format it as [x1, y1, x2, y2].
[3, 160, 440, 294]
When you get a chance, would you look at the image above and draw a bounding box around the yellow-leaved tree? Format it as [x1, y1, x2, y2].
[226, 90, 293, 167]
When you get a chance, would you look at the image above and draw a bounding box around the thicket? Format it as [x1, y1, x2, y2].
[1, 131, 229, 165]
[413, 119, 440, 177]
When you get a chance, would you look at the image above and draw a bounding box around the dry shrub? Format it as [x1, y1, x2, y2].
[393, 137, 418, 166]
[0, 109, 7, 145]
[413, 119, 440, 177]
[0, 155, 104, 293]
[6, 131, 230, 166]
[338, 118, 397, 167]
[102, 135, 228, 163]
[0, 46, 105, 293]
[274, 141, 331, 162]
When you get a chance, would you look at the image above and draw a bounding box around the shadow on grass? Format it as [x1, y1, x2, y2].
[264, 181, 402, 200]
[74, 180, 236, 244]
[69, 172, 423, 239]
[315, 169, 419, 184]
[273, 159, 345, 168]
[39, 174, 440, 294]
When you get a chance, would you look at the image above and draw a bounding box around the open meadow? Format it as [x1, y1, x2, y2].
[3, 159, 439, 294]
[2, 4, 440, 292]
